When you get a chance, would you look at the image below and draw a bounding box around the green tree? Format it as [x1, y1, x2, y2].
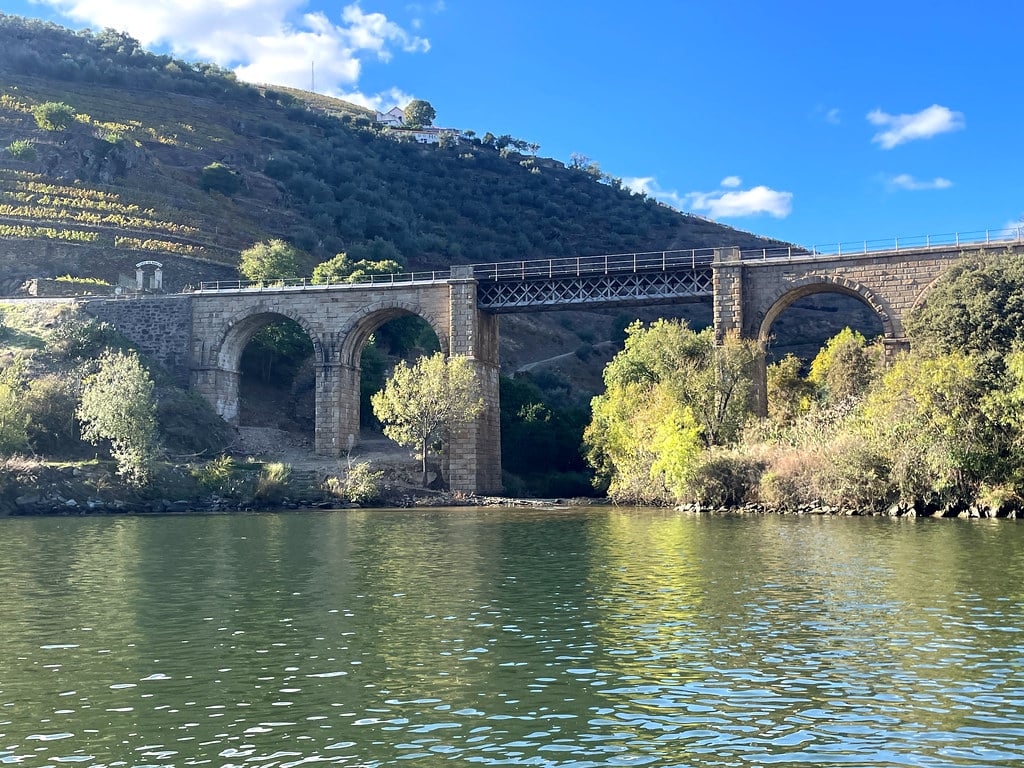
[766, 353, 814, 426]
[77, 350, 159, 486]
[24, 374, 80, 456]
[0, 356, 30, 456]
[239, 239, 307, 281]
[807, 327, 882, 405]
[199, 162, 241, 195]
[584, 319, 757, 504]
[403, 99, 436, 128]
[858, 350, 997, 505]
[311, 252, 404, 284]
[371, 353, 483, 487]
[586, 379, 703, 504]
[32, 101, 76, 131]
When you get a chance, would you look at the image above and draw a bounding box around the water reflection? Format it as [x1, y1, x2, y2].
[1, 510, 1023, 765]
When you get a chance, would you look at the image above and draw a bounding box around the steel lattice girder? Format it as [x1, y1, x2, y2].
[477, 268, 713, 310]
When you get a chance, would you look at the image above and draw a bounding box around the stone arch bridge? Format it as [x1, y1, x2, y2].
[85, 233, 1024, 493]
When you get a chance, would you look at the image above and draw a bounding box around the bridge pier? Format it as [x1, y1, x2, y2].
[192, 366, 241, 423]
[448, 268, 503, 494]
[315, 362, 361, 456]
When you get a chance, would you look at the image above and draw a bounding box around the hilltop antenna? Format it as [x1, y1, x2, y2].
[311, 61, 315, 92]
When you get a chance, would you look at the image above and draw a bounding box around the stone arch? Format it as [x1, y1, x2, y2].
[210, 303, 325, 372]
[908, 271, 954, 319]
[194, 303, 324, 427]
[336, 301, 448, 367]
[753, 274, 896, 345]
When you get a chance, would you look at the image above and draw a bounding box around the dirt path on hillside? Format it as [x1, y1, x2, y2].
[515, 340, 617, 373]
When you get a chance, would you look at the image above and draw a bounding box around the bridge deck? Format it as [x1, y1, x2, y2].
[191, 228, 1023, 311]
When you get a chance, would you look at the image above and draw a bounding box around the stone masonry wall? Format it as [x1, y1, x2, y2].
[84, 295, 194, 385]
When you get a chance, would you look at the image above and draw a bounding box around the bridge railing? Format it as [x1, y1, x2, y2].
[739, 226, 1024, 260]
[192, 270, 451, 292]
[471, 248, 720, 281]
[188, 226, 1024, 292]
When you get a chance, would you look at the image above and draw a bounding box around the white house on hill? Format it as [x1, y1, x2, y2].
[374, 106, 460, 145]
[375, 106, 405, 127]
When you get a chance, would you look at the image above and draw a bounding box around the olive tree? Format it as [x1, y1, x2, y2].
[311, 252, 403, 284]
[239, 239, 308, 282]
[77, 350, 159, 486]
[371, 352, 483, 487]
[199, 162, 241, 195]
[32, 101, 76, 131]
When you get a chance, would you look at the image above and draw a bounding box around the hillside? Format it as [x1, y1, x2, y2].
[0, 14, 889, 498]
[0, 14, 784, 289]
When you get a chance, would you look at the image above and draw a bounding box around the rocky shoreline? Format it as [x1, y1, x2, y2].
[0, 459, 603, 516]
[4, 458, 1018, 519]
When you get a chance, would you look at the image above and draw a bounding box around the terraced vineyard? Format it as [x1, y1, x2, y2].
[0, 168, 235, 260]
[0, 75, 304, 270]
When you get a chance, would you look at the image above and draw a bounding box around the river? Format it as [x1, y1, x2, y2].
[1, 508, 1023, 766]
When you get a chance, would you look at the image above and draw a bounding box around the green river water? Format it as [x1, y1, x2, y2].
[1, 508, 1023, 767]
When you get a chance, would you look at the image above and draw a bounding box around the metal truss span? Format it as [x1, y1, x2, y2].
[476, 265, 714, 311]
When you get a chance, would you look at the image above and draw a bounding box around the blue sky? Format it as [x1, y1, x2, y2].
[5, 0, 1023, 249]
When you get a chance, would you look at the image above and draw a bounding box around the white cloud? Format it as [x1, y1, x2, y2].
[686, 185, 793, 219]
[38, 0, 429, 98]
[625, 175, 792, 219]
[888, 173, 953, 191]
[867, 104, 965, 149]
[825, 107, 841, 124]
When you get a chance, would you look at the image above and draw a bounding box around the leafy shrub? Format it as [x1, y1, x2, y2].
[5, 139, 36, 161]
[255, 462, 291, 502]
[199, 162, 241, 195]
[0, 357, 30, 456]
[32, 101, 77, 131]
[325, 460, 383, 504]
[814, 433, 891, 512]
[77, 349, 159, 487]
[23, 374, 82, 457]
[191, 455, 236, 493]
[686, 450, 763, 508]
[48, 316, 120, 360]
[55, 274, 110, 285]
